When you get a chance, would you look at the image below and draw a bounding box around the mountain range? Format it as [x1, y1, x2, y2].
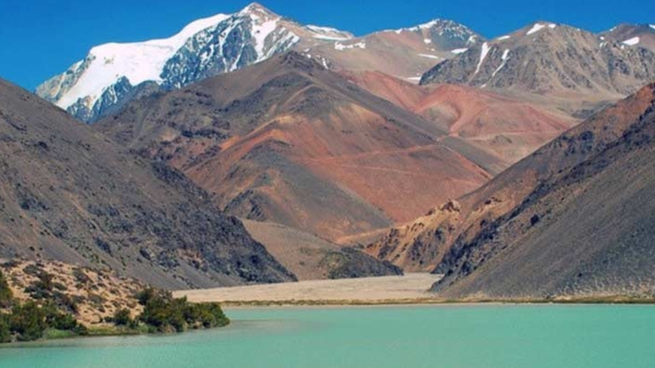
[36, 3, 481, 123]
[96, 52, 493, 240]
[0, 77, 401, 289]
[3, 2, 655, 298]
[432, 83, 655, 299]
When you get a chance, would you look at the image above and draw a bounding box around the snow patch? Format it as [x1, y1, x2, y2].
[451, 48, 468, 54]
[497, 35, 511, 41]
[474, 42, 490, 75]
[650, 25, 655, 30]
[526, 23, 556, 36]
[252, 17, 279, 61]
[491, 49, 510, 78]
[313, 34, 351, 41]
[622, 37, 640, 46]
[418, 54, 441, 59]
[306, 25, 352, 41]
[334, 41, 366, 51]
[424, 38, 432, 44]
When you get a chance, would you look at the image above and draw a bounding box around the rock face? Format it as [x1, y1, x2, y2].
[365, 200, 463, 272]
[319, 248, 403, 280]
[0, 78, 295, 289]
[242, 220, 402, 280]
[431, 84, 655, 299]
[420, 22, 655, 114]
[97, 52, 493, 242]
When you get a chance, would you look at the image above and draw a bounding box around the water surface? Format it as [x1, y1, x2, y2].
[1, 304, 654, 368]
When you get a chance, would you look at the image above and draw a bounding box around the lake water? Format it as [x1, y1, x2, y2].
[1, 305, 655, 368]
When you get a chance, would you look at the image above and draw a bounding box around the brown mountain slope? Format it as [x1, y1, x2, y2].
[432, 83, 655, 299]
[342, 70, 577, 173]
[366, 83, 655, 271]
[420, 22, 655, 117]
[98, 52, 492, 241]
[305, 19, 483, 82]
[242, 220, 401, 280]
[0, 78, 295, 289]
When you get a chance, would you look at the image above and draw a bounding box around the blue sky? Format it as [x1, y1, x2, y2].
[1, 0, 654, 91]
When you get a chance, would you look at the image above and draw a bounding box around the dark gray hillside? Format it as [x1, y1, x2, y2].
[0, 78, 296, 289]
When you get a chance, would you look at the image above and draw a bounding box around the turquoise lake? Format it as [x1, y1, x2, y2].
[1, 305, 654, 368]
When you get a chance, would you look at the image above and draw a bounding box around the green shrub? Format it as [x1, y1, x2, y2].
[135, 287, 157, 306]
[0, 269, 13, 308]
[113, 308, 132, 327]
[0, 314, 11, 343]
[184, 302, 229, 328]
[136, 289, 228, 333]
[10, 301, 47, 341]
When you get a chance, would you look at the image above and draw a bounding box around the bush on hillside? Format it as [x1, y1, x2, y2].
[0, 314, 11, 343]
[0, 269, 13, 308]
[10, 301, 47, 341]
[133, 288, 228, 332]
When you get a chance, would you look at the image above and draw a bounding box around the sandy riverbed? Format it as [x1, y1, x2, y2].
[174, 273, 442, 304]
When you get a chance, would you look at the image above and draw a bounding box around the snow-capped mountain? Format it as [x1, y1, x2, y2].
[36, 3, 486, 123]
[36, 3, 353, 122]
[394, 18, 481, 50]
[302, 19, 484, 83]
[601, 23, 655, 53]
[420, 21, 655, 100]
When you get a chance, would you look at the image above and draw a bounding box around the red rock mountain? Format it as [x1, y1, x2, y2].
[432, 83, 655, 299]
[366, 83, 655, 272]
[98, 52, 493, 241]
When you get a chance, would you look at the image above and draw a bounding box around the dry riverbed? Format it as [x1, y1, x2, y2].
[174, 273, 443, 306]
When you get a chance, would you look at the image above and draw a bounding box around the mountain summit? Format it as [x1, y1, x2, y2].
[420, 21, 655, 113]
[35, 3, 353, 122]
[35, 4, 482, 123]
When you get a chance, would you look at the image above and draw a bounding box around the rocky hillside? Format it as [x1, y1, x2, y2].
[1, 259, 144, 326]
[0, 78, 295, 289]
[304, 19, 483, 82]
[366, 82, 655, 272]
[97, 52, 493, 241]
[242, 220, 402, 280]
[431, 83, 655, 299]
[420, 22, 655, 116]
[343, 71, 577, 173]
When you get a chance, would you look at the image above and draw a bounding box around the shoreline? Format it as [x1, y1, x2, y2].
[0, 321, 232, 348]
[175, 274, 655, 308]
[2, 298, 653, 347]
[219, 297, 655, 308]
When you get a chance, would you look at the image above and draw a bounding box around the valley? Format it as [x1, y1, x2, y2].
[1, 1, 655, 358]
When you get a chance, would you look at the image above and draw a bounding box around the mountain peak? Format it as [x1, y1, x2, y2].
[279, 51, 324, 71]
[522, 21, 559, 36]
[240, 2, 277, 17]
